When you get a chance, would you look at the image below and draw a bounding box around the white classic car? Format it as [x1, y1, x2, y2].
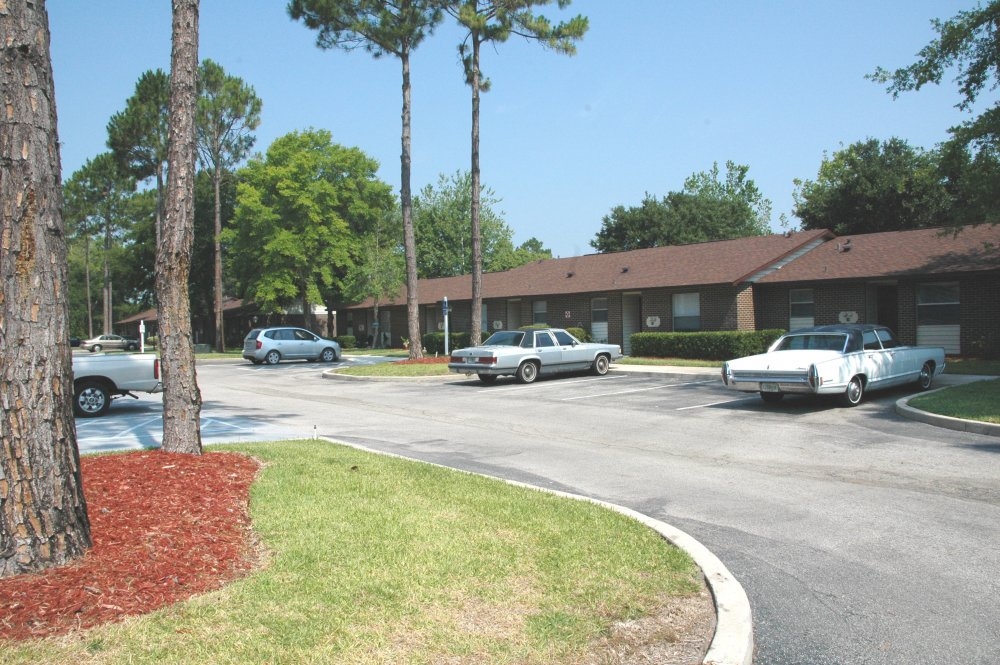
[449, 328, 623, 384]
[720, 324, 946, 406]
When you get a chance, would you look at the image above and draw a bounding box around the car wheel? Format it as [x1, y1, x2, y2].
[91, 344, 102, 353]
[265, 350, 281, 365]
[841, 375, 865, 407]
[591, 354, 610, 376]
[515, 361, 538, 384]
[918, 362, 934, 390]
[319, 347, 338, 362]
[759, 391, 784, 404]
[74, 380, 111, 418]
[126, 343, 137, 351]
[477, 373, 498, 384]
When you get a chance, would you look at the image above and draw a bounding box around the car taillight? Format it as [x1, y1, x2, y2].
[479, 356, 497, 365]
[154, 358, 160, 380]
[256, 340, 263, 350]
[808, 364, 820, 390]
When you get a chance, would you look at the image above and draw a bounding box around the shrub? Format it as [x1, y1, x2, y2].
[629, 329, 785, 361]
[423, 332, 471, 355]
[334, 335, 356, 349]
[566, 326, 592, 342]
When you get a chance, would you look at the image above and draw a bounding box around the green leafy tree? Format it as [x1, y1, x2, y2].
[197, 59, 262, 351]
[226, 129, 394, 328]
[1, 0, 91, 577]
[591, 161, 772, 252]
[343, 208, 405, 347]
[793, 138, 950, 235]
[414, 171, 527, 277]
[447, 0, 587, 343]
[62, 153, 136, 338]
[157, 0, 203, 455]
[289, 0, 445, 359]
[107, 69, 170, 242]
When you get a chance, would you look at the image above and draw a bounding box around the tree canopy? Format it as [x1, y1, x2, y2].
[225, 129, 394, 323]
[414, 171, 546, 278]
[793, 137, 951, 235]
[591, 161, 772, 252]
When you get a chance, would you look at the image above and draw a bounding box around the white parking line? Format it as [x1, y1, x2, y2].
[561, 379, 716, 401]
[676, 396, 758, 410]
[477, 374, 627, 394]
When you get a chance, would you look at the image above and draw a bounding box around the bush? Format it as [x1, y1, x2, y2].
[629, 329, 785, 361]
[565, 326, 592, 342]
[423, 332, 471, 355]
[334, 335, 356, 350]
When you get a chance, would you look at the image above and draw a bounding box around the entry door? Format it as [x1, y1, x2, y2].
[622, 294, 641, 355]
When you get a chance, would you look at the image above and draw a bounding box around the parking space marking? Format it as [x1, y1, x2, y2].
[475, 374, 627, 394]
[676, 395, 758, 410]
[561, 379, 715, 401]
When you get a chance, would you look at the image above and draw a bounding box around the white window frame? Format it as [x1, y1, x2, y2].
[672, 292, 700, 331]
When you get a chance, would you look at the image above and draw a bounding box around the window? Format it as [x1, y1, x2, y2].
[534, 331, 555, 347]
[672, 293, 700, 331]
[789, 289, 814, 329]
[917, 283, 960, 325]
[591, 297, 608, 342]
[554, 330, 576, 346]
[532, 300, 547, 325]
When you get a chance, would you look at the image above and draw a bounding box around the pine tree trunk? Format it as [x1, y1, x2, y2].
[469, 35, 483, 346]
[156, 0, 202, 455]
[213, 164, 225, 352]
[400, 49, 423, 359]
[0, 0, 92, 578]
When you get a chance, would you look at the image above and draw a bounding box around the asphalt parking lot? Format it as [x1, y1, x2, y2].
[75, 360, 1000, 665]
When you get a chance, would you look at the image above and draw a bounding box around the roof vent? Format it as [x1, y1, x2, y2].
[837, 239, 852, 252]
[566, 271, 574, 278]
[621, 266, 629, 273]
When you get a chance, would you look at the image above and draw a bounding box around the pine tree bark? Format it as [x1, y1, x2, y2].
[400, 49, 423, 359]
[156, 0, 202, 454]
[1, 0, 92, 578]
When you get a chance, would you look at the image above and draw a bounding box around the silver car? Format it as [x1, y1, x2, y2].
[448, 328, 623, 384]
[242, 327, 342, 365]
[80, 334, 140, 352]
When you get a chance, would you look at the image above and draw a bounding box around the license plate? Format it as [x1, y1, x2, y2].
[761, 382, 780, 392]
[465, 357, 476, 364]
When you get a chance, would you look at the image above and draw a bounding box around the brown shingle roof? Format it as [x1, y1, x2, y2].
[757, 225, 1000, 283]
[366, 230, 833, 307]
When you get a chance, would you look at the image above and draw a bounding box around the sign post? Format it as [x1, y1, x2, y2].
[443, 297, 450, 355]
[139, 320, 146, 353]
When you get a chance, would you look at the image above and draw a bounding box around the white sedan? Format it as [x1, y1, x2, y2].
[449, 328, 623, 385]
[721, 324, 946, 406]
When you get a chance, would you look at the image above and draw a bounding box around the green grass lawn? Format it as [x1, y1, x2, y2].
[909, 378, 1000, 424]
[3, 440, 702, 664]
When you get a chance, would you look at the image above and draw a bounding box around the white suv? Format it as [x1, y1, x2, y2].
[242, 327, 342, 365]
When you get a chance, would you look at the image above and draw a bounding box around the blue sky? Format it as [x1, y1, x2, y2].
[49, 1, 975, 259]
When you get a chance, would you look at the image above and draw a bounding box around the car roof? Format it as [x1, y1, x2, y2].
[787, 324, 889, 334]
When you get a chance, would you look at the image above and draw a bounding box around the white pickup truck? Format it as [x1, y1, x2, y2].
[72, 353, 163, 417]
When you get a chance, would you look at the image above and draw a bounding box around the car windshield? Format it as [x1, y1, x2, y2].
[483, 331, 524, 346]
[773, 334, 846, 352]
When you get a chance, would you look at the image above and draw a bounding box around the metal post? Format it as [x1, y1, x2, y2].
[443, 297, 450, 355]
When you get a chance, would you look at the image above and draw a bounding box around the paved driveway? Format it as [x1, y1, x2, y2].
[77, 361, 1000, 664]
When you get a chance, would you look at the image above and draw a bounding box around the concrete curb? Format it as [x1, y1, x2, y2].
[895, 381, 1000, 438]
[324, 437, 754, 665]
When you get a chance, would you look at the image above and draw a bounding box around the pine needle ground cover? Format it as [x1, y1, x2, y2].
[1, 440, 704, 664]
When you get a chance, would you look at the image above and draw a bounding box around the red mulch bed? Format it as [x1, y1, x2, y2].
[397, 356, 450, 364]
[0, 450, 259, 642]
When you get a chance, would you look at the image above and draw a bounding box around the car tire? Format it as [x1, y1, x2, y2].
[515, 361, 538, 384]
[91, 344, 102, 353]
[760, 391, 784, 404]
[841, 375, 865, 407]
[320, 347, 337, 363]
[74, 380, 111, 418]
[591, 354, 610, 376]
[918, 361, 934, 390]
[265, 350, 281, 365]
[126, 343, 138, 351]
[477, 373, 498, 384]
